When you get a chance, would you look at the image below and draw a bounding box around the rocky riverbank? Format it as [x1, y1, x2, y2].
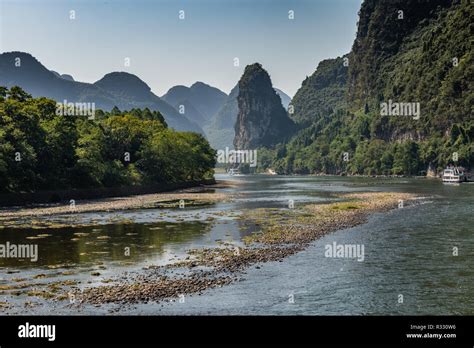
[74, 191, 416, 305]
[0, 181, 238, 229]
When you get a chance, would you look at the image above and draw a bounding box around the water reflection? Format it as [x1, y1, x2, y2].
[0, 221, 213, 267]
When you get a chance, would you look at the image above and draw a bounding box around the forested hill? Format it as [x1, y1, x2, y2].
[259, 0, 473, 176]
[289, 56, 348, 127]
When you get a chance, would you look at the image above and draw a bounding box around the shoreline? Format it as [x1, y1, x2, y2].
[0, 179, 219, 208]
[258, 171, 439, 179]
[0, 180, 240, 229]
[74, 191, 417, 306]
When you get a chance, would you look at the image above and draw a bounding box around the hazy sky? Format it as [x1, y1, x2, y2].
[0, 0, 361, 97]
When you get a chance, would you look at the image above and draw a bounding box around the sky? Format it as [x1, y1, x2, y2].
[0, 0, 362, 97]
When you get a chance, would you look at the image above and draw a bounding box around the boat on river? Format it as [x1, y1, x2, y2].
[442, 166, 466, 183]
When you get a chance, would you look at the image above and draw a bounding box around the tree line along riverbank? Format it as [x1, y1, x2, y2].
[0, 86, 216, 198]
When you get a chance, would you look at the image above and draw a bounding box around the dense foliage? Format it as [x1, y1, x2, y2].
[290, 56, 348, 127]
[259, 0, 473, 176]
[0, 86, 215, 193]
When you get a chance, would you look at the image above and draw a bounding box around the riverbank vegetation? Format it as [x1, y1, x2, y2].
[0, 86, 216, 193]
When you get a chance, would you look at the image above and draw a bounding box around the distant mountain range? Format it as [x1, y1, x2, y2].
[51, 70, 75, 81]
[162, 82, 291, 150]
[0, 51, 292, 150]
[161, 82, 227, 125]
[2, 0, 470, 177]
[274, 88, 291, 110]
[0, 52, 203, 134]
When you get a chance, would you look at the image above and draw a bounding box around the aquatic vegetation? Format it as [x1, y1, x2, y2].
[74, 191, 416, 305]
[330, 203, 360, 210]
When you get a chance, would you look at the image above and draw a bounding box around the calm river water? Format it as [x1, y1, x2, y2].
[1, 175, 473, 314]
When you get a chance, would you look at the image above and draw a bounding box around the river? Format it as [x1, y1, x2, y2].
[0, 175, 473, 314]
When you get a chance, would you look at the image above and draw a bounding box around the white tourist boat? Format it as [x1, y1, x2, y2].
[442, 167, 465, 183]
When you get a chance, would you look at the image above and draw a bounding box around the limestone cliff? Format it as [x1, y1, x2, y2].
[234, 63, 294, 149]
